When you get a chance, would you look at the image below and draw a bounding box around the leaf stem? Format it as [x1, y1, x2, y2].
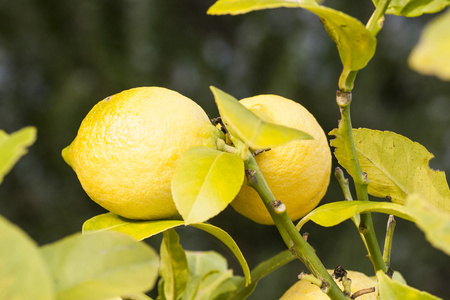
[245, 153, 348, 300]
[336, 91, 387, 273]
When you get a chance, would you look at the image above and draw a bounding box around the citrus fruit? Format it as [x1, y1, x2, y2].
[231, 95, 331, 225]
[280, 270, 377, 299]
[62, 87, 221, 220]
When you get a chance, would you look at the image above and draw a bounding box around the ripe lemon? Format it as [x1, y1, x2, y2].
[280, 270, 377, 299]
[231, 95, 331, 225]
[62, 87, 221, 220]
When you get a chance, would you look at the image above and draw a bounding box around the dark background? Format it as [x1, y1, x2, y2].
[1, 0, 449, 298]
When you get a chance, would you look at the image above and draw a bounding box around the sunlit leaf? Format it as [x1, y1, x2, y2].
[82, 213, 251, 286]
[373, 0, 450, 17]
[0, 215, 54, 300]
[210, 86, 312, 150]
[330, 128, 450, 213]
[41, 231, 159, 300]
[409, 9, 450, 81]
[406, 194, 450, 256]
[296, 200, 415, 231]
[377, 271, 442, 299]
[159, 229, 189, 300]
[207, 0, 316, 15]
[83, 213, 185, 240]
[208, 3, 376, 72]
[0, 127, 36, 184]
[171, 146, 244, 224]
[190, 270, 234, 300]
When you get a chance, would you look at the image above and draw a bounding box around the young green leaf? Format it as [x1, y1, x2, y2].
[330, 128, 450, 213]
[296, 200, 415, 231]
[41, 231, 159, 300]
[409, 9, 450, 81]
[372, 0, 450, 17]
[0, 215, 54, 300]
[207, 0, 315, 15]
[82, 213, 251, 286]
[187, 270, 235, 300]
[159, 229, 189, 300]
[171, 146, 244, 224]
[0, 127, 36, 184]
[210, 87, 312, 150]
[377, 271, 442, 300]
[406, 194, 450, 256]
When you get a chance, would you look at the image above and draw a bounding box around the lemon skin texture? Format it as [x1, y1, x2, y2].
[62, 87, 221, 220]
[280, 270, 377, 300]
[231, 95, 332, 225]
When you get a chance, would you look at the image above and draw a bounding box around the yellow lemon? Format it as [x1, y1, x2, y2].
[62, 87, 221, 220]
[280, 270, 377, 299]
[231, 95, 331, 225]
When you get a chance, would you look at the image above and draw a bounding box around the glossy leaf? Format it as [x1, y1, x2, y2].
[373, 0, 450, 17]
[377, 271, 442, 299]
[159, 229, 189, 300]
[82, 213, 251, 286]
[406, 194, 450, 256]
[0, 215, 54, 300]
[208, 3, 376, 72]
[296, 200, 415, 231]
[207, 0, 315, 15]
[41, 231, 159, 300]
[210, 86, 312, 150]
[409, 9, 450, 81]
[330, 128, 450, 213]
[0, 127, 36, 184]
[171, 146, 244, 224]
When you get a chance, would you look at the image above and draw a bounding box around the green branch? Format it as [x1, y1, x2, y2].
[245, 153, 348, 300]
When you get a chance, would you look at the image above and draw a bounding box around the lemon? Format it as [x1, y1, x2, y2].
[231, 95, 331, 225]
[62, 87, 221, 220]
[280, 270, 377, 299]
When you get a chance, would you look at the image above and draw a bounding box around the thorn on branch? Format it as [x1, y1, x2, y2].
[302, 232, 309, 242]
[211, 117, 228, 134]
[253, 148, 271, 157]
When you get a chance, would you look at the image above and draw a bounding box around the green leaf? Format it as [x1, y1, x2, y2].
[296, 200, 415, 231]
[41, 231, 159, 300]
[406, 194, 450, 256]
[210, 86, 312, 150]
[377, 271, 442, 299]
[83, 213, 185, 240]
[0, 215, 54, 300]
[82, 213, 251, 286]
[0, 127, 37, 184]
[171, 147, 244, 224]
[159, 229, 189, 300]
[207, 0, 315, 15]
[409, 9, 450, 81]
[305, 5, 377, 72]
[233, 250, 295, 299]
[189, 223, 251, 286]
[186, 251, 228, 277]
[189, 270, 234, 300]
[373, 0, 450, 17]
[208, 3, 376, 72]
[330, 128, 450, 213]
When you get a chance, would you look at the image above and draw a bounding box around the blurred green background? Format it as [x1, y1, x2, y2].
[1, 0, 449, 298]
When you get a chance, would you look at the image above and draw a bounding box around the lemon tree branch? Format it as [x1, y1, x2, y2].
[336, 91, 387, 273]
[245, 153, 348, 300]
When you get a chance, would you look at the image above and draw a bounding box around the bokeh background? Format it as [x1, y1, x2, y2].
[1, 0, 449, 298]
